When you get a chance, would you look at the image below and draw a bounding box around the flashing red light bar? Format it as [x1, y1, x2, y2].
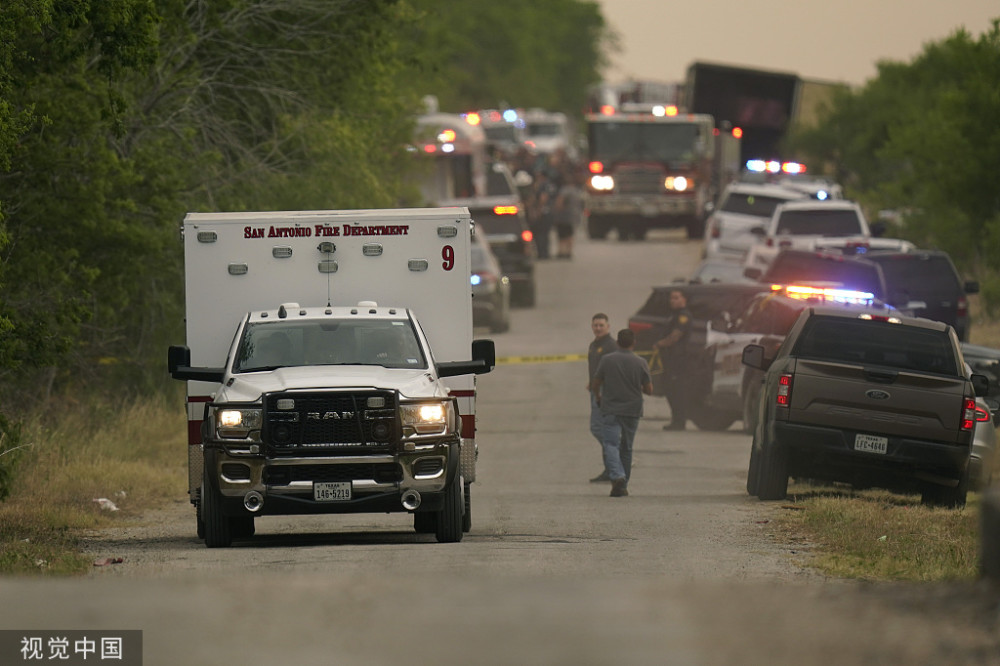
[438, 129, 457, 143]
[423, 144, 437, 153]
[733, 127, 743, 138]
[493, 205, 518, 215]
[588, 161, 604, 174]
[782, 162, 807, 174]
[465, 112, 481, 125]
[600, 105, 615, 116]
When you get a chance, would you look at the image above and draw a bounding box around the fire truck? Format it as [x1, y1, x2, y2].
[167, 208, 495, 547]
[584, 102, 741, 240]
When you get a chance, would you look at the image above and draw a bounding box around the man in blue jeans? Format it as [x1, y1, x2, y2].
[587, 313, 617, 483]
[590, 329, 653, 497]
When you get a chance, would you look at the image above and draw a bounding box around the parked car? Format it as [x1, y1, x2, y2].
[470, 229, 511, 333]
[959, 342, 1000, 489]
[866, 250, 979, 341]
[745, 249, 891, 303]
[700, 285, 896, 433]
[743, 199, 912, 272]
[627, 282, 769, 408]
[702, 182, 806, 261]
[744, 307, 989, 507]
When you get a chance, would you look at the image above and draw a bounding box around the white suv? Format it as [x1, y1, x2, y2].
[703, 183, 806, 261]
[743, 199, 913, 272]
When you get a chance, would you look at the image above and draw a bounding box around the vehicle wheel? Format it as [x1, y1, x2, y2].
[756, 438, 789, 501]
[462, 480, 472, 533]
[413, 511, 436, 534]
[201, 474, 233, 548]
[512, 281, 536, 308]
[686, 217, 704, 239]
[921, 467, 970, 508]
[742, 383, 761, 435]
[691, 404, 735, 431]
[231, 515, 255, 539]
[746, 436, 761, 496]
[435, 475, 464, 543]
[587, 215, 610, 240]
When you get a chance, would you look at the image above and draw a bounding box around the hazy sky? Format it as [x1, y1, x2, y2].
[596, 0, 998, 86]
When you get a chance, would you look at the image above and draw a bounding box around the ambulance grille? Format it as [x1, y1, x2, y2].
[263, 390, 398, 456]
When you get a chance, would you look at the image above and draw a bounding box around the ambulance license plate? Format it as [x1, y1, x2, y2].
[314, 482, 351, 501]
[854, 434, 888, 455]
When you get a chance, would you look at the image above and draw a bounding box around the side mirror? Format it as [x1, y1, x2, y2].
[743, 266, 763, 281]
[749, 226, 767, 237]
[972, 373, 989, 398]
[965, 281, 980, 295]
[742, 343, 770, 371]
[167, 345, 225, 383]
[869, 220, 887, 237]
[437, 339, 497, 377]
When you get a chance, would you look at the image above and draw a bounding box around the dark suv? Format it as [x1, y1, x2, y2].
[865, 250, 979, 341]
[743, 307, 988, 507]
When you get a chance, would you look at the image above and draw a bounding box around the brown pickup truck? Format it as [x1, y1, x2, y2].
[743, 306, 989, 507]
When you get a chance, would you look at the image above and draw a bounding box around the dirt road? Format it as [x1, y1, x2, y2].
[2, 231, 998, 664]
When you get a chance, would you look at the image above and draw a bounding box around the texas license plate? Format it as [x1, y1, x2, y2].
[854, 434, 888, 454]
[314, 481, 351, 501]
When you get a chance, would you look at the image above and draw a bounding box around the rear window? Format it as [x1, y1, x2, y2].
[474, 210, 524, 235]
[720, 192, 796, 217]
[793, 316, 959, 375]
[868, 254, 961, 301]
[774, 209, 863, 236]
[486, 169, 515, 196]
[763, 255, 883, 296]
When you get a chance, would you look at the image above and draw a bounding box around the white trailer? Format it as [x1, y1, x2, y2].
[168, 208, 495, 546]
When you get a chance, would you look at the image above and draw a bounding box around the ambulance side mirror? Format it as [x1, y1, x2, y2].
[437, 339, 496, 377]
[168, 345, 225, 383]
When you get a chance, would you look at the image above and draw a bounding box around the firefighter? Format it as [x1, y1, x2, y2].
[654, 288, 692, 430]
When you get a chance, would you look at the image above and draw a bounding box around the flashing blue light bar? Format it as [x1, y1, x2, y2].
[502, 109, 518, 123]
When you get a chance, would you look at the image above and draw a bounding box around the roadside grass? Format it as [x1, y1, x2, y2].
[0, 394, 187, 575]
[775, 484, 985, 581]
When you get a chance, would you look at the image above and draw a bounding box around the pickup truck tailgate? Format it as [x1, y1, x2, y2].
[787, 359, 968, 443]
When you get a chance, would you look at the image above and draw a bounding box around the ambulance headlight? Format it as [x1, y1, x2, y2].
[216, 408, 262, 438]
[400, 402, 454, 435]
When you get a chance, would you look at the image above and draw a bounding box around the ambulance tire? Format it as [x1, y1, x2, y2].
[201, 473, 233, 548]
[231, 516, 255, 539]
[462, 481, 472, 533]
[195, 500, 205, 540]
[413, 511, 436, 533]
[435, 476, 464, 543]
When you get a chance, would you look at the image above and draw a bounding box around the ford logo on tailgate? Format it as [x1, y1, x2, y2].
[866, 390, 891, 400]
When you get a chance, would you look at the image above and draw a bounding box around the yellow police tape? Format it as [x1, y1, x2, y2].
[496, 350, 658, 365]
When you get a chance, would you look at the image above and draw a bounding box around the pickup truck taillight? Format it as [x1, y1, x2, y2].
[961, 398, 977, 431]
[776, 374, 793, 406]
[957, 295, 968, 318]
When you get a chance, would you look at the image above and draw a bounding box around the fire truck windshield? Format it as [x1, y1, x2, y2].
[588, 122, 702, 165]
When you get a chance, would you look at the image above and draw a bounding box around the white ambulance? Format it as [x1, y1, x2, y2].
[167, 208, 495, 547]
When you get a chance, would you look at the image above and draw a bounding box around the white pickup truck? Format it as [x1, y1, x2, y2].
[743, 200, 914, 273]
[167, 208, 495, 547]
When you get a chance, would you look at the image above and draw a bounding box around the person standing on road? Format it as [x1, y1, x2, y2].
[591, 328, 653, 498]
[654, 288, 693, 431]
[587, 313, 617, 483]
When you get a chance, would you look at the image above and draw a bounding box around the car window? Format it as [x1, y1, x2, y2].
[720, 192, 797, 217]
[869, 255, 961, 302]
[486, 169, 515, 196]
[792, 317, 958, 375]
[774, 209, 863, 236]
[474, 210, 524, 235]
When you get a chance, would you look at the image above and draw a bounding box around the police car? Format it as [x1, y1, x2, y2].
[694, 284, 896, 432]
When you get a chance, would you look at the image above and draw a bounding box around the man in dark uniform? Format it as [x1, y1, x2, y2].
[587, 313, 617, 482]
[655, 288, 692, 430]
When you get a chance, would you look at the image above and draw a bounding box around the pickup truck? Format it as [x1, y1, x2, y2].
[743, 306, 989, 507]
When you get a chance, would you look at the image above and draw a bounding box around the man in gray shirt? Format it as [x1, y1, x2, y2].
[590, 328, 653, 497]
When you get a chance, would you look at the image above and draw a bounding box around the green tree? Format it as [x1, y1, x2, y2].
[789, 20, 1000, 284]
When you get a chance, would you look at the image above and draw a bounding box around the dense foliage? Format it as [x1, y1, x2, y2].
[788, 20, 1000, 308]
[0, 0, 610, 412]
